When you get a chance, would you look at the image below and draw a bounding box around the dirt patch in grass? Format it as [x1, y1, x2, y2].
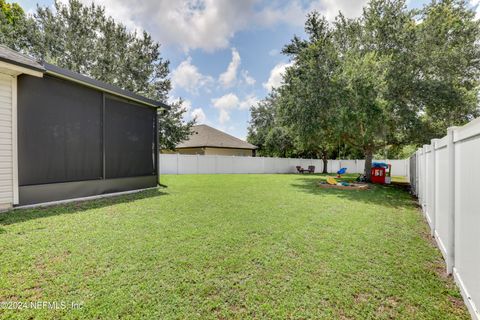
[375, 297, 400, 318]
[449, 295, 467, 310]
[354, 292, 370, 303]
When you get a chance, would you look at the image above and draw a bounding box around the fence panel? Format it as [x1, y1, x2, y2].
[275, 158, 292, 173]
[339, 160, 357, 173]
[159, 154, 178, 174]
[425, 146, 435, 230]
[408, 118, 480, 320]
[328, 160, 341, 173]
[454, 125, 480, 319]
[216, 156, 234, 174]
[409, 154, 417, 194]
[434, 140, 451, 262]
[356, 160, 366, 174]
[178, 154, 198, 174]
[262, 157, 277, 174]
[159, 155, 408, 176]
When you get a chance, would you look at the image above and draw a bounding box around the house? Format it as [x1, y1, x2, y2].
[0, 45, 169, 207]
[172, 124, 257, 156]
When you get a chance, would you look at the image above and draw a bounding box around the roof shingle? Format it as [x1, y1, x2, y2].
[0, 45, 45, 72]
[177, 125, 257, 150]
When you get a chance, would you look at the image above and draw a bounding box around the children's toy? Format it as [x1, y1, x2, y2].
[356, 174, 367, 182]
[371, 162, 392, 184]
[326, 177, 338, 185]
[337, 167, 347, 178]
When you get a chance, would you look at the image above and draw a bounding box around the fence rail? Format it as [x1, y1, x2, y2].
[410, 118, 480, 320]
[159, 154, 409, 176]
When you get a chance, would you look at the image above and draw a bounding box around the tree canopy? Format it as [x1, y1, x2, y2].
[248, 0, 480, 180]
[0, 0, 194, 149]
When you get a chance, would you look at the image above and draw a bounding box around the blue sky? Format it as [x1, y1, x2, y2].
[16, 0, 439, 140]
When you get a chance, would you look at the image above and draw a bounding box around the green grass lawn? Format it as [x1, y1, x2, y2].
[0, 174, 469, 319]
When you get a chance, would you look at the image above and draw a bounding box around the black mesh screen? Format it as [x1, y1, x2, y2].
[18, 75, 103, 186]
[105, 97, 156, 178]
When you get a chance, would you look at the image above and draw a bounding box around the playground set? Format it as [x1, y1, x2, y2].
[370, 162, 392, 184]
[317, 162, 393, 190]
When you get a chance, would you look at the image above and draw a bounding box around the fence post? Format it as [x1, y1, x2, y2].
[405, 158, 409, 179]
[158, 153, 161, 176]
[422, 145, 429, 214]
[196, 154, 199, 174]
[176, 153, 179, 175]
[416, 149, 422, 198]
[446, 127, 457, 274]
[431, 139, 439, 237]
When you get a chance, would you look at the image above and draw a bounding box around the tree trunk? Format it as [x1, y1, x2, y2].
[364, 148, 373, 182]
[322, 151, 328, 174]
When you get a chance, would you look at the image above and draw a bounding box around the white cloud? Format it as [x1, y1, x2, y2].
[212, 93, 258, 123]
[239, 94, 258, 110]
[319, 0, 367, 20]
[181, 99, 192, 113]
[212, 93, 239, 124]
[212, 93, 240, 110]
[241, 70, 256, 86]
[68, 0, 255, 52]
[66, 0, 367, 52]
[257, 1, 306, 27]
[171, 57, 213, 94]
[263, 61, 293, 92]
[219, 48, 241, 88]
[191, 108, 207, 123]
[257, 0, 367, 26]
[168, 97, 207, 123]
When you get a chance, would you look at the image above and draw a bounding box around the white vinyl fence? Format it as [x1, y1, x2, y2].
[411, 117, 480, 320]
[160, 154, 409, 176]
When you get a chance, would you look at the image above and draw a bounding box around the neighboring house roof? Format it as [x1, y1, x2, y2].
[0, 45, 169, 109]
[177, 125, 257, 150]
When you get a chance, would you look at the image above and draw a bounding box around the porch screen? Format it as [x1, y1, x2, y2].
[18, 75, 103, 185]
[104, 97, 156, 178]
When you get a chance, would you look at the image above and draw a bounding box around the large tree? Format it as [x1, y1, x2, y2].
[414, 0, 480, 140]
[0, 0, 194, 149]
[335, 52, 391, 178]
[334, 0, 419, 178]
[277, 12, 339, 172]
[247, 93, 278, 156]
[0, 0, 35, 51]
[255, 0, 480, 180]
[247, 92, 297, 157]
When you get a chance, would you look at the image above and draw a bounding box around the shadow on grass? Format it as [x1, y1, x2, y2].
[0, 188, 168, 227]
[290, 174, 416, 209]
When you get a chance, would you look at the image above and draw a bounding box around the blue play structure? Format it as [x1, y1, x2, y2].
[337, 167, 347, 175]
[372, 162, 389, 168]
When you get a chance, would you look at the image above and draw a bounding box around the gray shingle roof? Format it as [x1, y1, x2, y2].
[0, 45, 45, 72]
[0, 45, 169, 109]
[44, 63, 169, 109]
[177, 125, 257, 150]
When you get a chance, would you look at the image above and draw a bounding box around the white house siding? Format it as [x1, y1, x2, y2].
[0, 73, 14, 209]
